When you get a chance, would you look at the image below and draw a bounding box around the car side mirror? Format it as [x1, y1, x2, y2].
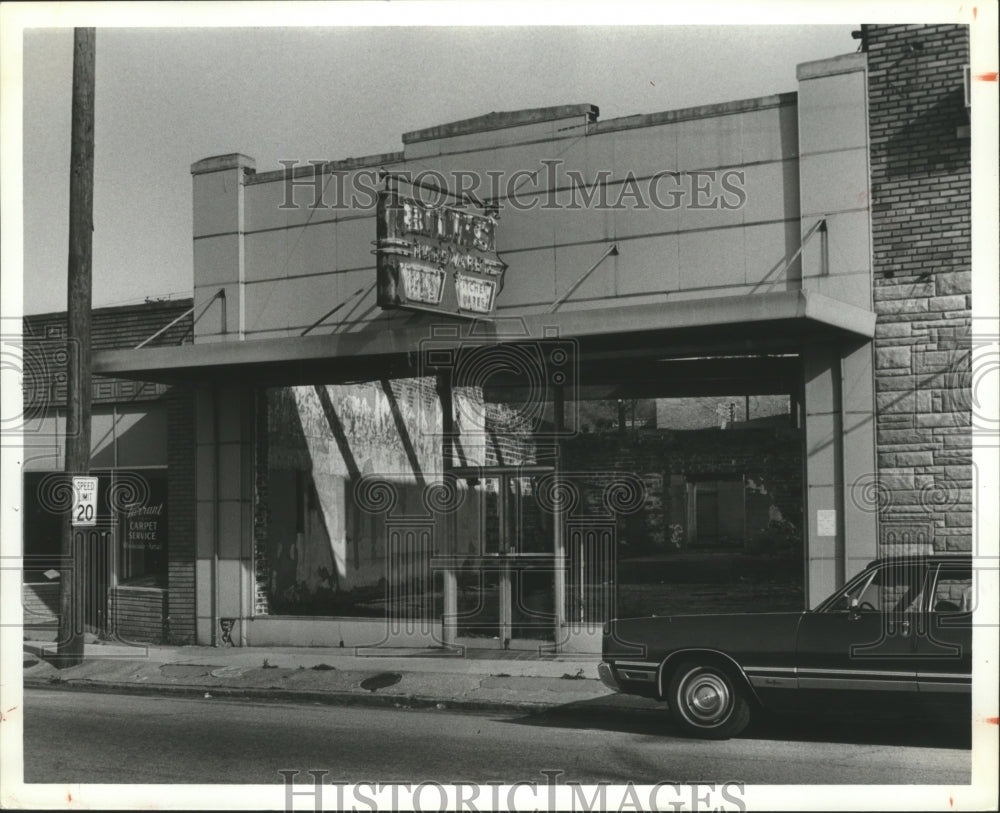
[848, 597, 861, 620]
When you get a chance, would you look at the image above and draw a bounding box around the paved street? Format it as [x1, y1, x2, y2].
[23, 688, 970, 786]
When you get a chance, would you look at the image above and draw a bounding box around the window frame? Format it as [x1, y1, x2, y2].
[927, 561, 974, 615]
[815, 561, 932, 614]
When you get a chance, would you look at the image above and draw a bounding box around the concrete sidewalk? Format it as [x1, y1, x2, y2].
[22, 638, 620, 715]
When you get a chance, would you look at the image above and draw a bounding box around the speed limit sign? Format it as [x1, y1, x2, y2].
[72, 476, 98, 527]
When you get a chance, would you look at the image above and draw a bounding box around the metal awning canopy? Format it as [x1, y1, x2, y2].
[94, 290, 875, 387]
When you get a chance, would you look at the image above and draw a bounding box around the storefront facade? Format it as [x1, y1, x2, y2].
[21, 300, 196, 644]
[94, 24, 971, 651]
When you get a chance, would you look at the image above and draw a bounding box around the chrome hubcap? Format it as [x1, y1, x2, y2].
[681, 671, 731, 725]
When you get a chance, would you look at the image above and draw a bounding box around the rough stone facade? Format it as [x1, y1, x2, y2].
[864, 23, 972, 553]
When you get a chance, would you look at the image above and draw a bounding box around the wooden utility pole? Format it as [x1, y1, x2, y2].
[57, 28, 96, 666]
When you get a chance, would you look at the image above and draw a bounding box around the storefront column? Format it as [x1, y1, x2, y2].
[553, 493, 566, 647]
[194, 383, 255, 645]
[686, 482, 698, 546]
[442, 569, 457, 646]
[802, 338, 876, 607]
[840, 337, 878, 577]
[190, 154, 255, 343]
[802, 342, 844, 606]
[797, 52, 876, 607]
[552, 385, 566, 647]
[194, 386, 214, 644]
[437, 372, 457, 646]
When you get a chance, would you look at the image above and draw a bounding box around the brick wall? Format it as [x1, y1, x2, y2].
[24, 299, 193, 407]
[253, 389, 271, 616]
[112, 585, 167, 643]
[484, 402, 539, 466]
[167, 384, 197, 643]
[864, 24, 972, 553]
[25, 298, 194, 349]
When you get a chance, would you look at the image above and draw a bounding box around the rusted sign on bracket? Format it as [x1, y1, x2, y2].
[375, 188, 507, 318]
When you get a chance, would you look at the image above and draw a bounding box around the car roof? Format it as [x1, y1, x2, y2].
[866, 553, 972, 567]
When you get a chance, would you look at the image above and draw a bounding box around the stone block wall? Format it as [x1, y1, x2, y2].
[863, 24, 972, 553]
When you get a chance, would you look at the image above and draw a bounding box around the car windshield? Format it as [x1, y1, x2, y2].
[826, 563, 926, 613]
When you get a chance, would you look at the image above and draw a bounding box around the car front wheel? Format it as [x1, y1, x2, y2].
[667, 661, 751, 739]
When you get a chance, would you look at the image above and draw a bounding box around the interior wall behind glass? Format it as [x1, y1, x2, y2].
[261, 380, 448, 618]
[560, 393, 804, 619]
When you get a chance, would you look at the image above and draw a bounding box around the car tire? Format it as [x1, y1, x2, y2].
[666, 660, 751, 739]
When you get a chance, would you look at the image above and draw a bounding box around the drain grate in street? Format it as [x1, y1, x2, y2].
[360, 672, 402, 692]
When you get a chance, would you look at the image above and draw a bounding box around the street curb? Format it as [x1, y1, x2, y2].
[23, 678, 566, 716]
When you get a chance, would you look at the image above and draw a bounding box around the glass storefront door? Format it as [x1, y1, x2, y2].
[452, 466, 558, 648]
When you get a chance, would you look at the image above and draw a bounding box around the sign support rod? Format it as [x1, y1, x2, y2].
[548, 243, 619, 314]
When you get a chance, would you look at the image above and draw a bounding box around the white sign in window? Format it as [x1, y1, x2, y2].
[817, 508, 837, 537]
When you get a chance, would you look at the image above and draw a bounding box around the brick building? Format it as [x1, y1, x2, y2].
[87, 24, 971, 652]
[21, 299, 196, 644]
[863, 24, 973, 552]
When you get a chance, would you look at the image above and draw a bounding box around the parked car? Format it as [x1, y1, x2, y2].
[600, 554, 973, 739]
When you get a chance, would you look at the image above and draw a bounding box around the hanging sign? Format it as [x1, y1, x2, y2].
[374, 188, 507, 318]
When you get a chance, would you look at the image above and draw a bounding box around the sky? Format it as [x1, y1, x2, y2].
[17, 17, 861, 314]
